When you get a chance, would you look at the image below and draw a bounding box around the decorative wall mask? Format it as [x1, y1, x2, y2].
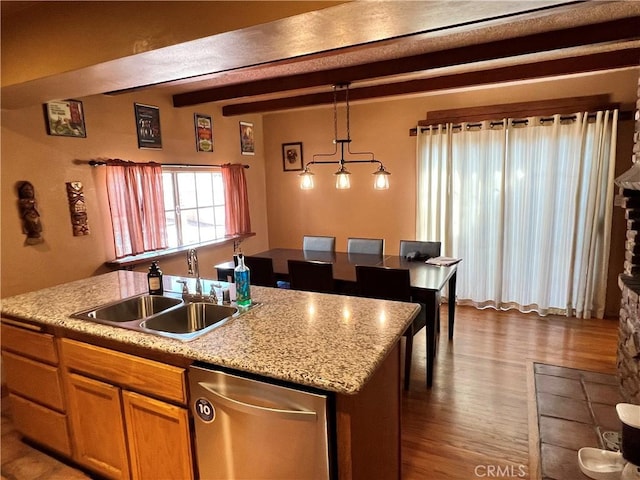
[16, 181, 43, 245]
[66, 181, 90, 236]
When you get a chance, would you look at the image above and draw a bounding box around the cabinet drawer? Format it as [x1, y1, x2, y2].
[9, 393, 72, 457]
[1, 322, 58, 364]
[60, 339, 186, 405]
[2, 351, 65, 411]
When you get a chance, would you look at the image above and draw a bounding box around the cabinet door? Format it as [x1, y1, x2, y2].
[122, 391, 193, 480]
[66, 373, 130, 480]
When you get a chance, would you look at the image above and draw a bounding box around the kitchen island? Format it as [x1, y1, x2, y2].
[1, 270, 419, 479]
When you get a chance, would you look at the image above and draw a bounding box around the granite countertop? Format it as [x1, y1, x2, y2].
[0, 271, 419, 395]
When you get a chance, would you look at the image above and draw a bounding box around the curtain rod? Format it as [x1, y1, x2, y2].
[419, 113, 609, 133]
[87, 160, 249, 168]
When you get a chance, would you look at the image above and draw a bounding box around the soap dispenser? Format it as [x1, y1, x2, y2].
[234, 253, 251, 307]
[147, 261, 163, 295]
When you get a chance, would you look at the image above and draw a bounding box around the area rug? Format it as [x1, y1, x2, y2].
[527, 362, 622, 480]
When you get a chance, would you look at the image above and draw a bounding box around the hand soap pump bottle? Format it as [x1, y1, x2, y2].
[234, 253, 251, 307]
[147, 261, 163, 295]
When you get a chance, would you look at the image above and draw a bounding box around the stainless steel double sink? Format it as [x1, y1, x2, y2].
[71, 293, 248, 341]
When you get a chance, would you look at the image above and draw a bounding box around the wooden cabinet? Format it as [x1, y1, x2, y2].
[123, 391, 193, 480]
[65, 373, 130, 479]
[60, 338, 193, 480]
[0, 321, 72, 456]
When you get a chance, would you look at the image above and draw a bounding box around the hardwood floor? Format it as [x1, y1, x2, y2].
[401, 305, 618, 480]
[1, 305, 619, 480]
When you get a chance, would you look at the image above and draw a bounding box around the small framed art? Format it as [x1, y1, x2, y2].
[194, 113, 214, 152]
[134, 103, 162, 149]
[282, 142, 303, 171]
[239, 121, 255, 155]
[44, 99, 86, 137]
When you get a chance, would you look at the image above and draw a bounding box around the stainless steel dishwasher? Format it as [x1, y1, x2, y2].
[189, 364, 330, 480]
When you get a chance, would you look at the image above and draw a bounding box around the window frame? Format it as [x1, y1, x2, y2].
[162, 166, 226, 249]
[105, 165, 255, 269]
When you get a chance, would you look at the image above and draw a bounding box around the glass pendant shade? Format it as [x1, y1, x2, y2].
[335, 166, 351, 189]
[299, 170, 315, 190]
[373, 166, 391, 190]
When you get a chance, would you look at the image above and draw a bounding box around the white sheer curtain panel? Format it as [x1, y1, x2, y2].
[416, 110, 617, 318]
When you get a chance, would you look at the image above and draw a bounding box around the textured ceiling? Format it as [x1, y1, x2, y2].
[2, 0, 639, 111]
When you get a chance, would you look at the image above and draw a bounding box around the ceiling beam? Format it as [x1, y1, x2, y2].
[222, 48, 640, 116]
[174, 16, 640, 108]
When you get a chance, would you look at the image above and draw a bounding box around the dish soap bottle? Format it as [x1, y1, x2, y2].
[147, 261, 163, 295]
[234, 253, 251, 307]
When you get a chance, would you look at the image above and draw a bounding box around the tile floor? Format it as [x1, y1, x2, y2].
[534, 363, 624, 480]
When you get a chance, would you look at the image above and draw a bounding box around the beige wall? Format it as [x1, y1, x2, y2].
[2, 67, 637, 317]
[1, 92, 270, 298]
[263, 68, 640, 317]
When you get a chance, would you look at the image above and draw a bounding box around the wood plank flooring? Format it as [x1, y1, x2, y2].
[401, 305, 618, 480]
[1, 305, 619, 480]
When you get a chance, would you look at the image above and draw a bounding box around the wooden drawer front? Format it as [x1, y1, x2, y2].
[2, 351, 65, 411]
[1, 323, 57, 364]
[9, 393, 72, 457]
[61, 339, 186, 405]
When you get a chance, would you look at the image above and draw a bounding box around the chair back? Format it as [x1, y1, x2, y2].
[303, 235, 336, 252]
[243, 256, 276, 287]
[355, 265, 411, 301]
[347, 237, 384, 255]
[399, 240, 441, 259]
[287, 260, 334, 293]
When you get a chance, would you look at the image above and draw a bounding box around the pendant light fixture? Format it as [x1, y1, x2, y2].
[299, 83, 390, 190]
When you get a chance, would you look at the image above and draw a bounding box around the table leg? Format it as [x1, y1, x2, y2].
[448, 271, 457, 341]
[424, 291, 437, 388]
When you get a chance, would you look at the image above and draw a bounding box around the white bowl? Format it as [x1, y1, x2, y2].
[617, 403, 640, 429]
[578, 447, 626, 480]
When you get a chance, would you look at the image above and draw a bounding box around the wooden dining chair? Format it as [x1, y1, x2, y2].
[399, 240, 443, 337]
[243, 256, 277, 287]
[287, 260, 335, 294]
[347, 237, 384, 255]
[303, 235, 336, 252]
[399, 240, 441, 259]
[355, 265, 426, 390]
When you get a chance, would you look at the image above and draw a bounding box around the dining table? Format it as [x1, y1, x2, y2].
[214, 248, 458, 388]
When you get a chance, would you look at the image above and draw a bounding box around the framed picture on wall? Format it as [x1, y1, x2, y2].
[282, 142, 303, 171]
[134, 103, 162, 149]
[44, 99, 86, 138]
[194, 113, 214, 152]
[239, 121, 255, 155]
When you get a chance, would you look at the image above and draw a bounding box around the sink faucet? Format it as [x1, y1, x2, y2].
[180, 249, 218, 304]
[177, 279, 218, 304]
[186, 248, 202, 297]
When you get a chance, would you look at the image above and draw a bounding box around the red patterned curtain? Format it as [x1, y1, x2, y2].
[221, 163, 251, 235]
[105, 160, 167, 258]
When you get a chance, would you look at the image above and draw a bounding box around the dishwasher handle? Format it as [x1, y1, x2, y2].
[198, 382, 318, 422]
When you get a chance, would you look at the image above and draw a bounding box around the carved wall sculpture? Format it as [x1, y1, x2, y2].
[66, 181, 90, 236]
[17, 181, 44, 245]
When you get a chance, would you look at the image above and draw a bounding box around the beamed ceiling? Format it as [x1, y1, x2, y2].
[161, 1, 640, 116]
[3, 1, 640, 114]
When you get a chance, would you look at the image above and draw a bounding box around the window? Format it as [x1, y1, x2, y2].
[162, 167, 226, 248]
